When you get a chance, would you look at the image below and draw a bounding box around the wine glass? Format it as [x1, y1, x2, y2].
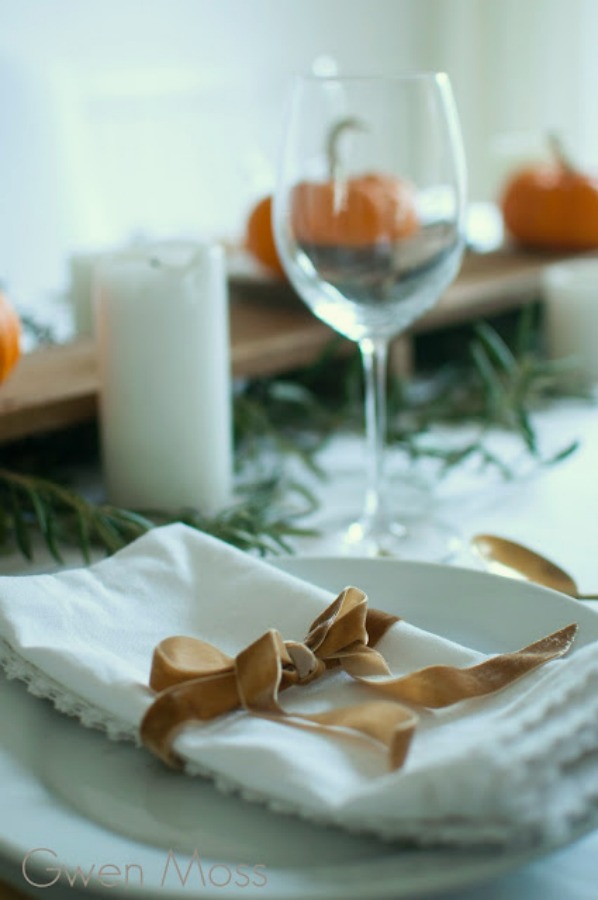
[273, 73, 467, 559]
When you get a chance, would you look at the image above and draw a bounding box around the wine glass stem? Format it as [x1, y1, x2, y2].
[359, 337, 389, 528]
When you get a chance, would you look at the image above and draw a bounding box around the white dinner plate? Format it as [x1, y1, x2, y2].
[2, 557, 598, 900]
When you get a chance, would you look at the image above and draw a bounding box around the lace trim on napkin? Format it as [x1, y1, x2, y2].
[2, 633, 598, 848]
[0, 636, 136, 743]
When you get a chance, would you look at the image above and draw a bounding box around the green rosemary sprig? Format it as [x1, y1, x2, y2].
[390, 307, 590, 475]
[172, 476, 319, 556]
[233, 379, 334, 477]
[0, 468, 154, 563]
[0, 468, 318, 563]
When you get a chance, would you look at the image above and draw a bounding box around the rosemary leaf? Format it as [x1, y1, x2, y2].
[469, 340, 504, 414]
[8, 484, 33, 561]
[74, 507, 92, 565]
[474, 322, 517, 374]
[513, 407, 538, 455]
[514, 302, 536, 357]
[44, 509, 65, 565]
[543, 439, 580, 466]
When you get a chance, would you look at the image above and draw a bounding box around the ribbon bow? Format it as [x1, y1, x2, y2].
[140, 586, 576, 771]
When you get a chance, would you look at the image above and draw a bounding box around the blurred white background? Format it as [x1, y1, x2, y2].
[0, 0, 596, 315]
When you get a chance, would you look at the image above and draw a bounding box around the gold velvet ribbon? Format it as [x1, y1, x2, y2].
[140, 586, 577, 771]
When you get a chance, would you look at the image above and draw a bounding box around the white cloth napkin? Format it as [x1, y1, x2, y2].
[1, 523, 598, 848]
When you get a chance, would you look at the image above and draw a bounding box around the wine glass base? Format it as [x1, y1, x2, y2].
[337, 514, 462, 562]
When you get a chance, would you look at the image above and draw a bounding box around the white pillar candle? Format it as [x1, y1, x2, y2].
[95, 241, 233, 515]
[542, 259, 598, 383]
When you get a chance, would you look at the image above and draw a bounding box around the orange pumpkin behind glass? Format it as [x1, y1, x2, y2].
[0, 290, 21, 384]
[291, 172, 419, 247]
[244, 118, 420, 276]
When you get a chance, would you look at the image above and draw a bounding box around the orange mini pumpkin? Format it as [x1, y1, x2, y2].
[291, 171, 419, 247]
[245, 195, 285, 276]
[501, 137, 598, 251]
[0, 290, 21, 384]
[244, 119, 420, 274]
[291, 117, 419, 248]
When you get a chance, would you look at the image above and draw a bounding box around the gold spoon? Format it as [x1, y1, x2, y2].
[471, 533, 598, 600]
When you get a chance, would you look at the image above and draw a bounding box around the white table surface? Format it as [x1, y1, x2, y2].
[1, 396, 598, 899]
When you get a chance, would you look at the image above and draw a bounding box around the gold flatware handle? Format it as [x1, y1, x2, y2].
[470, 533, 598, 601]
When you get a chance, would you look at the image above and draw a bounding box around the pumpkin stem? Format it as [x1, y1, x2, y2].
[326, 117, 367, 181]
[548, 132, 577, 174]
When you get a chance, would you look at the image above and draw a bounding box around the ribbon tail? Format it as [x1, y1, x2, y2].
[305, 701, 418, 770]
[355, 623, 578, 708]
[238, 701, 417, 771]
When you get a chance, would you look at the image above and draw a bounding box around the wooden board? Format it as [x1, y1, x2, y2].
[0, 247, 592, 445]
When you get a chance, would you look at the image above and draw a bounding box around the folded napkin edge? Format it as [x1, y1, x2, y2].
[0, 636, 137, 743]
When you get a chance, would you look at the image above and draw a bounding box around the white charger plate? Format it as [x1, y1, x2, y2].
[2, 557, 598, 900]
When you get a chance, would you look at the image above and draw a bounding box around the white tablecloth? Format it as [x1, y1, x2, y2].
[296, 396, 598, 592]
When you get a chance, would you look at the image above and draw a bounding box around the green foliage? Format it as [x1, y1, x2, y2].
[389, 306, 590, 475]
[0, 307, 592, 564]
[0, 468, 318, 563]
[0, 469, 153, 563]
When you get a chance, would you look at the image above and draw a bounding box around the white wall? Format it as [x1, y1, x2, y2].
[0, 0, 423, 308]
[416, 0, 598, 199]
[0, 0, 596, 313]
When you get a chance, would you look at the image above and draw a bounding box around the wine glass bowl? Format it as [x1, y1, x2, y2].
[273, 73, 467, 559]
